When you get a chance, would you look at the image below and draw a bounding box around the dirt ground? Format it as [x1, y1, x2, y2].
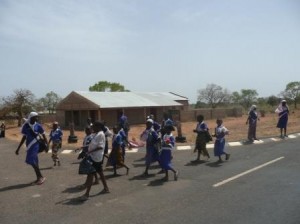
[3, 109, 300, 149]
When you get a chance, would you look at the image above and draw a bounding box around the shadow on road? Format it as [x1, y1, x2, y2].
[147, 178, 167, 187]
[205, 161, 224, 168]
[128, 173, 156, 181]
[184, 160, 207, 166]
[55, 197, 85, 206]
[62, 185, 85, 193]
[0, 183, 33, 192]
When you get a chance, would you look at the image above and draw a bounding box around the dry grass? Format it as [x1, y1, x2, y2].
[4, 109, 300, 148]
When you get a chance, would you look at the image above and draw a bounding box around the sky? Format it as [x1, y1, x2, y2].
[0, 0, 300, 103]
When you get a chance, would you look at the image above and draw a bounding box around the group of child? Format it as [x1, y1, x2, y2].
[69, 114, 232, 186]
[44, 113, 232, 201]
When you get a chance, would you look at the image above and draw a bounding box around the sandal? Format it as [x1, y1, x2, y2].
[36, 177, 46, 185]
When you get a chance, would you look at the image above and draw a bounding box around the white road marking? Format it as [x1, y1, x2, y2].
[206, 144, 214, 149]
[32, 194, 41, 198]
[253, 140, 264, 144]
[61, 150, 73, 154]
[213, 157, 285, 187]
[126, 148, 139, 153]
[228, 142, 242, 146]
[177, 146, 192, 150]
[271, 138, 281, 142]
[57, 132, 300, 155]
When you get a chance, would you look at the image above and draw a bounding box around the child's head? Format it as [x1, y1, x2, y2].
[113, 125, 119, 134]
[85, 126, 92, 135]
[216, 118, 223, 126]
[164, 125, 175, 134]
[197, 115, 204, 122]
[52, 121, 59, 129]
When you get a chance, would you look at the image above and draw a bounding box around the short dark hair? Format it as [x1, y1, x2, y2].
[93, 121, 105, 129]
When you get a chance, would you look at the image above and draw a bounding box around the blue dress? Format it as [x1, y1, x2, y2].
[21, 122, 45, 165]
[277, 107, 289, 129]
[159, 134, 175, 170]
[144, 128, 159, 166]
[214, 125, 228, 157]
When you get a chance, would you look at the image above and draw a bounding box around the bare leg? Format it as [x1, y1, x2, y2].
[98, 170, 109, 192]
[32, 164, 42, 180]
[84, 174, 94, 197]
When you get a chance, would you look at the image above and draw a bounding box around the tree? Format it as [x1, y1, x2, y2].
[267, 95, 280, 107]
[280, 81, 300, 109]
[89, 81, 130, 92]
[2, 89, 35, 126]
[197, 84, 231, 108]
[231, 89, 258, 109]
[39, 91, 62, 114]
[231, 91, 242, 105]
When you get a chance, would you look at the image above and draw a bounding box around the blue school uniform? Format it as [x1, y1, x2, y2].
[145, 128, 159, 166]
[21, 122, 45, 165]
[214, 125, 228, 157]
[159, 133, 175, 170]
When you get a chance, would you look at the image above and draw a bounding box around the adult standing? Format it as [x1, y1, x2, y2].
[275, 100, 289, 138]
[15, 112, 48, 185]
[193, 115, 210, 161]
[119, 111, 130, 137]
[79, 121, 109, 201]
[0, 122, 5, 138]
[246, 105, 259, 142]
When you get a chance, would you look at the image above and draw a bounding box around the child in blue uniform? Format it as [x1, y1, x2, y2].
[159, 125, 179, 181]
[213, 119, 230, 163]
[141, 119, 160, 176]
[48, 122, 63, 166]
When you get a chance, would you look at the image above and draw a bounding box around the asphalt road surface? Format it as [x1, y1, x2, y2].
[1, 137, 300, 224]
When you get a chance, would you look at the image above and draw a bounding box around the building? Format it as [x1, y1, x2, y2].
[56, 91, 189, 129]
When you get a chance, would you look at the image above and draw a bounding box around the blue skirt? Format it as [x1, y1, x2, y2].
[145, 146, 159, 166]
[214, 139, 226, 156]
[277, 116, 288, 129]
[26, 143, 39, 165]
[159, 149, 173, 170]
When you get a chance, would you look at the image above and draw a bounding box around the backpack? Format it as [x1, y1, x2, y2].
[205, 130, 213, 143]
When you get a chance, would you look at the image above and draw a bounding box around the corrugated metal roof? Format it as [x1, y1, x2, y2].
[75, 91, 188, 108]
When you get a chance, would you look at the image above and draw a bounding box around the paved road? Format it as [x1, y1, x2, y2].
[1, 137, 300, 224]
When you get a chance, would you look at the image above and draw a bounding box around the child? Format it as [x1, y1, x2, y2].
[79, 121, 109, 201]
[213, 119, 230, 162]
[77, 126, 99, 188]
[141, 119, 160, 176]
[193, 115, 210, 161]
[48, 122, 63, 166]
[159, 125, 179, 181]
[106, 125, 130, 176]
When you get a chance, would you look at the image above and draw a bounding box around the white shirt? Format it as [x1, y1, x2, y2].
[88, 131, 105, 162]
